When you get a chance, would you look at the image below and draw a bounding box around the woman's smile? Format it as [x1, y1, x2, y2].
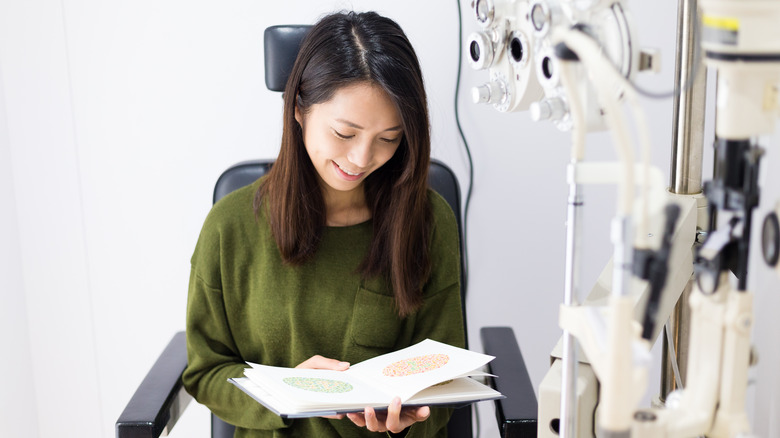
[332, 160, 365, 181]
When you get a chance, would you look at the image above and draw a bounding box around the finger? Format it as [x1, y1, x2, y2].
[295, 355, 350, 370]
[346, 412, 366, 428]
[392, 405, 430, 431]
[364, 406, 384, 432]
[385, 397, 403, 433]
[321, 414, 345, 420]
[410, 405, 430, 422]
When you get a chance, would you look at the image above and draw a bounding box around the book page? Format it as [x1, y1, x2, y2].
[244, 364, 391, 410]
[347, 339, 495, 401]
[406, 377, 502, 405]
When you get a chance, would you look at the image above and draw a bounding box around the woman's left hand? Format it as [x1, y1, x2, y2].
[346, 397, 430, 434]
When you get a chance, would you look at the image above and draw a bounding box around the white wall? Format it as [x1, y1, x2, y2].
[1, 0, 778, 437]
[1, 0, 103, 436]
[0, 55, 39, 438]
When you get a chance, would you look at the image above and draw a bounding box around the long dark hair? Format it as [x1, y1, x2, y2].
[255, 11, 432, 317]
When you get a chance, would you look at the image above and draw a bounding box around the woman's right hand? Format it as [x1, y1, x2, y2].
[294, 355, 351, 420]
[295, 355, 350, 371]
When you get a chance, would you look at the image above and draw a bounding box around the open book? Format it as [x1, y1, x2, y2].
[228, 339, 504, 418]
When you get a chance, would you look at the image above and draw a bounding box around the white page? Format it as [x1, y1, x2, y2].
[244, 365, 392, 410]
[229, 377, 302, 415]
[406, 377, 502, 405]
[347, 339, 495, 401]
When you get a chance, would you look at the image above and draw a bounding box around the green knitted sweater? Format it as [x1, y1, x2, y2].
[182, 178, 465, 438]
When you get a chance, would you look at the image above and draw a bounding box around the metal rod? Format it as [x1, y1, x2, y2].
[661, 279, 694, 399]
[611, 216, 633, 298]
[560, 174, 583, 438]
[663, 0, 708, 400]
[669, 0, 707, 196]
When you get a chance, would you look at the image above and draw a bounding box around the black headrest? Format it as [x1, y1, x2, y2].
[263, 25, 312, 92]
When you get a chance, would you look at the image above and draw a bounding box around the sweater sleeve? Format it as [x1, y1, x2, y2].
[181, 205, 291, 431]
[404, 191, 466, 438]
[182, 269, 291, 431]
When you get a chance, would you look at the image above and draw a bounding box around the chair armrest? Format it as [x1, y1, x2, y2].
[116, 331, 192, 438]
[480, 326, 538, 438]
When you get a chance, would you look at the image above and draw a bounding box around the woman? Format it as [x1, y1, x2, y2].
[183, 11, 464, 437]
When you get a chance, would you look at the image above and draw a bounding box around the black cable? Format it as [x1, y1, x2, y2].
[455, 2, 478, 437]
[455, 0, 475, 294]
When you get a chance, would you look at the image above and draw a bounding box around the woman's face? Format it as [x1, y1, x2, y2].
[296, 82, 403, 201]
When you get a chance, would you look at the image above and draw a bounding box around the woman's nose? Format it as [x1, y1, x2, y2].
[346, 139, 373, 169]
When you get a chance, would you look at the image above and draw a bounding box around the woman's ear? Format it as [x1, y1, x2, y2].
[294, 104, 303, 126]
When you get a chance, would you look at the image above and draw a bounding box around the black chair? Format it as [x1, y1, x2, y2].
[210, 158, 472, 438]
[116, 159, 537, 438]
[116, 24, 538, 438]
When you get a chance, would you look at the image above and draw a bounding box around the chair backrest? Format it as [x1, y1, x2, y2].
[210, 158, 471, 438]
[264, 25, 311, 92]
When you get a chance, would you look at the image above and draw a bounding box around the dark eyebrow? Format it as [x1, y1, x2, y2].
[335, 118, 402, 132]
